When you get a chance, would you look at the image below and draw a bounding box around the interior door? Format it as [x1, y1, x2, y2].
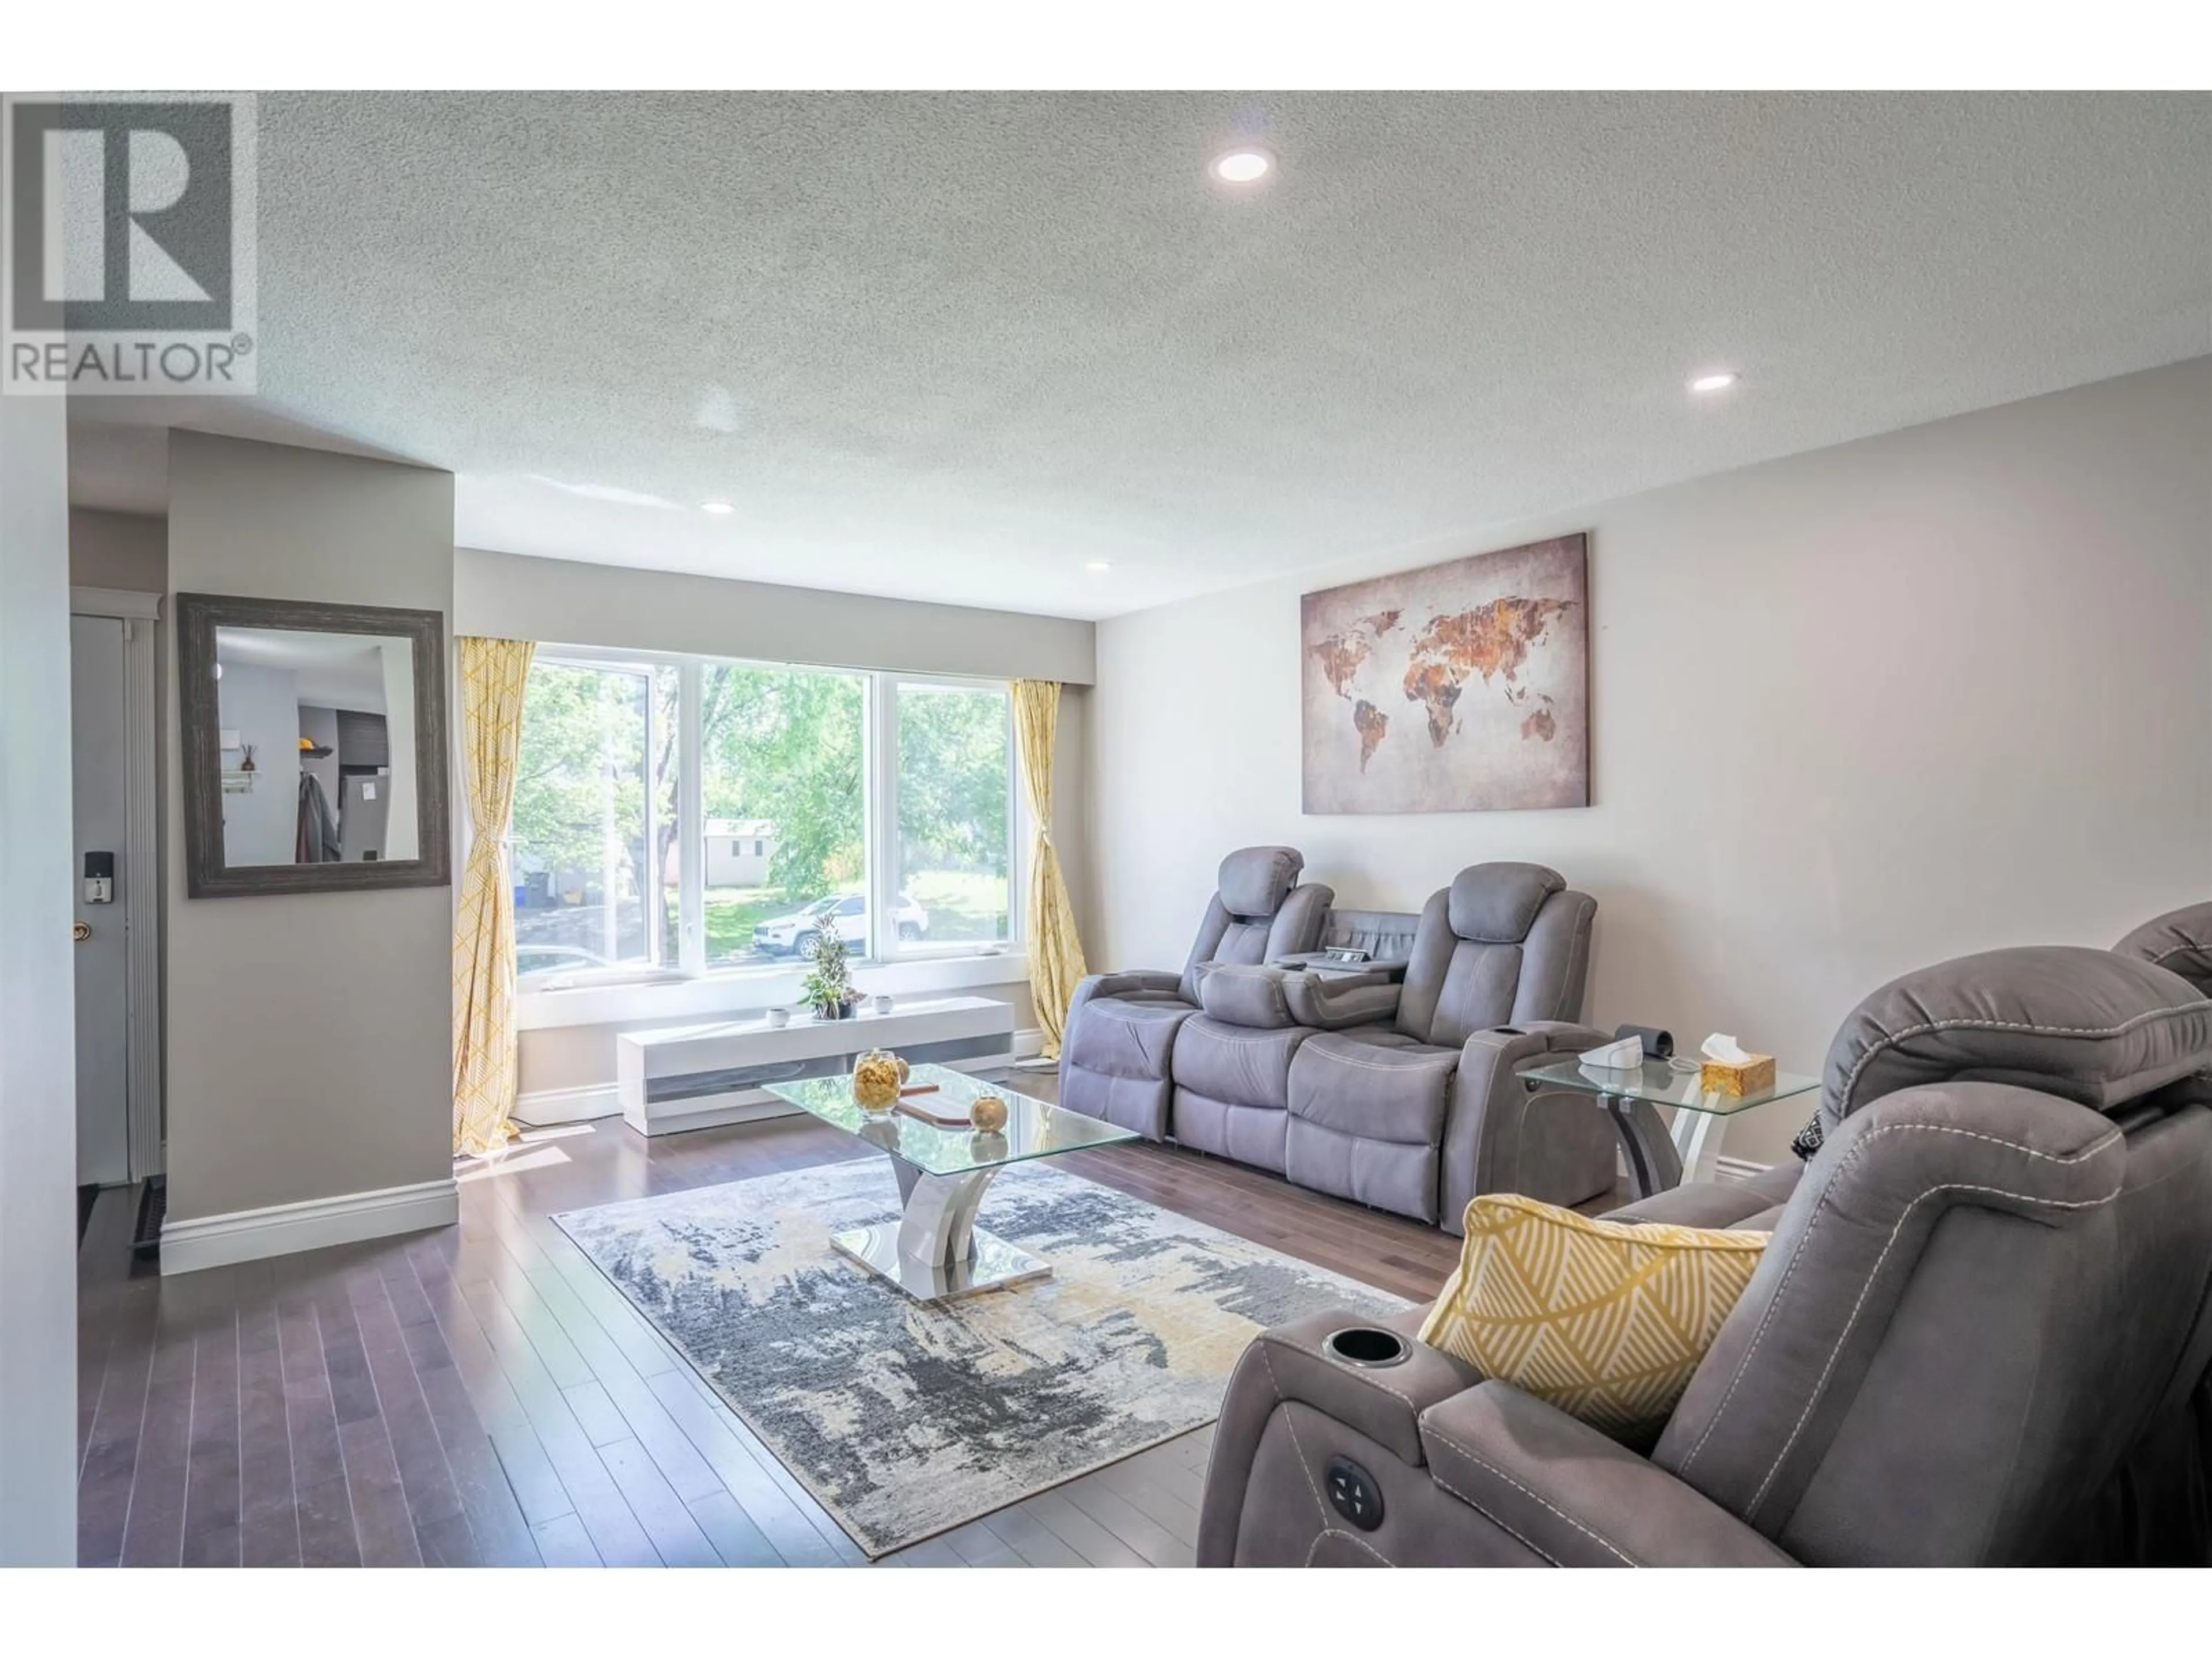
[71, 614, 131, 1187]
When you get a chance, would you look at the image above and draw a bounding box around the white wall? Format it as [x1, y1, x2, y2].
[378, 638, 419, 861]
[70, 507, 166, 592]
[456, 547, 1095, 684]
[1089, 359, 2212, 1165]
[166, 432, 457, 1226]
[0, 396, 77, 1563]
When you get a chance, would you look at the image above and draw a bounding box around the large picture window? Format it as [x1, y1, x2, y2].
[697, 663, 866, 968]
[513, 650, 1020, 989]
[510, 658, 671, 979]
[892, 680, 1012, 953]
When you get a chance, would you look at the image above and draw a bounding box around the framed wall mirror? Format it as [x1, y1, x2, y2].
[178, 593, 450, 897]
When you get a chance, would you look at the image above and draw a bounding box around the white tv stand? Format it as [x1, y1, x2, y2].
[615, 995, 1018, 1138]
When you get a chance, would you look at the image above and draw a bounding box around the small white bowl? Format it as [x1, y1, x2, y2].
[870, 994, 894, 1015]
[766, 1006, 791, 1029]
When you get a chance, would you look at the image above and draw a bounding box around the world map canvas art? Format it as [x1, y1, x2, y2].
[1302, 533, 1590, 813]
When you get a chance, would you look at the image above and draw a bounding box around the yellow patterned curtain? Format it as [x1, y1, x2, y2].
[1011, 680, 1089, 1058]
[452, 636, 536, 1155]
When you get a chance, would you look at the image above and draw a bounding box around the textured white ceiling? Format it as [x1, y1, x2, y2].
[67, 92, 2212, 620]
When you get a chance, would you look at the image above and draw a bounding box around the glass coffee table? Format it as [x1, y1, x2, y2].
[1518, 1055, 1820, 1199]
[761, 1064, 1137, 1302]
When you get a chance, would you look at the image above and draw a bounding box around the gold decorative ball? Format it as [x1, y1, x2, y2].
[969, 1092, 1009, 1133]
[853, 1050, 902, 1111]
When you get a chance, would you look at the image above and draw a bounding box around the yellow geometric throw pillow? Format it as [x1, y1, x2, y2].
[1418, 1195, 1770, 1443]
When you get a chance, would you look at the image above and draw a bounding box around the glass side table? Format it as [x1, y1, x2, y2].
[1517, 1055, 1820, 1199]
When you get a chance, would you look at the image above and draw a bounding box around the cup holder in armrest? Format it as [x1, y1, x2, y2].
[1322, 1326, 1410, 1369]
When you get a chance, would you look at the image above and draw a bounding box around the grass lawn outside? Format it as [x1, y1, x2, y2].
[700, 886, 795, 960]
[905, 869, 1011, 944]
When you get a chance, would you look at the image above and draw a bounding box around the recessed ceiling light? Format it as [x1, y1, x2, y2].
[700, 500, 735, 514]
[1211, 146, 1274, 185]
[1690, 371, 1741, 393]
[1084, 560, 1112, 573]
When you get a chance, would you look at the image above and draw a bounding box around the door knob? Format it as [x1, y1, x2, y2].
[72, 921, 91, 942]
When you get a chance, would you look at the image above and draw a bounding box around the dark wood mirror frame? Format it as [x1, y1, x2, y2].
[177, 592, 450, 899]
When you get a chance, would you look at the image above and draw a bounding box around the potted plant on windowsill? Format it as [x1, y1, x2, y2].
[800, 922, 856, 1021]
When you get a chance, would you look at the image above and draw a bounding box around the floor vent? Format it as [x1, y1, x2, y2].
[132, 1175, 166, 1260]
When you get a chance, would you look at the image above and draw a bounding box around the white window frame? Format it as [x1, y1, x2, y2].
[515, 645, 1027, 1023]
[506, 650, 680, 991]
[876, 669, 1026, 965]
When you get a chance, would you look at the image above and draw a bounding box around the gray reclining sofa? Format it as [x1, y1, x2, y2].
[1059, 847, 1332, 1141]
[1164, 906, 1420, 1187]
[1199, 931, 2212, 1566]
[1184, 863, 1614, 1228]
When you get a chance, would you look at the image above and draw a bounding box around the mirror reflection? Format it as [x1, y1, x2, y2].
[213, 626, 421, 867]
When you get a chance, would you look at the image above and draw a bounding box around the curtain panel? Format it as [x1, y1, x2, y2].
[1010, 679, 1089, 1058]
[452, 635, 536, 1155]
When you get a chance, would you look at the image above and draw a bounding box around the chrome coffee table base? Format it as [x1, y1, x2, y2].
[831, 1157, 1052, 1302]
[830, 1222, 1051, 1302]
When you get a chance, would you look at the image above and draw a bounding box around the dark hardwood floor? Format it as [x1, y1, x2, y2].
[75, 1071, 1472, 1569]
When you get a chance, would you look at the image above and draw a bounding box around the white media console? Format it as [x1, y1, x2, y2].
[614, 995, 1020, 1137]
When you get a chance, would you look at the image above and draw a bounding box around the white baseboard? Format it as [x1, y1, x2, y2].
[160, 1177, 459, 1276]
[1010, 1027, 1045, 1061]
[513, 1082, 623, 1127]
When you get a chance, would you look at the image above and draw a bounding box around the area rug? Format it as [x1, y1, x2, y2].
[552, 1158, 1408, 1556]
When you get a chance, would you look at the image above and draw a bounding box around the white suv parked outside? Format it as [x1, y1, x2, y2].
[751, 891, 929, 956]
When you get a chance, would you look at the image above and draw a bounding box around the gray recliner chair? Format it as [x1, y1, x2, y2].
[2116, 901, 2212, 990]
[2110, 900, 2212, 1559]
[1198, 944, 2212, 1566]
[1059, 847, 1331, 1141]
[1183, 863, 1612, 1228]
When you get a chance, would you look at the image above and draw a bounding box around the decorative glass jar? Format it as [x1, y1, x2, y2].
[852, 1048, 902, 1111]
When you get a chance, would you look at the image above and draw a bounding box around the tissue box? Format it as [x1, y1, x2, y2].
[1699, 1052, 1777, 1097]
